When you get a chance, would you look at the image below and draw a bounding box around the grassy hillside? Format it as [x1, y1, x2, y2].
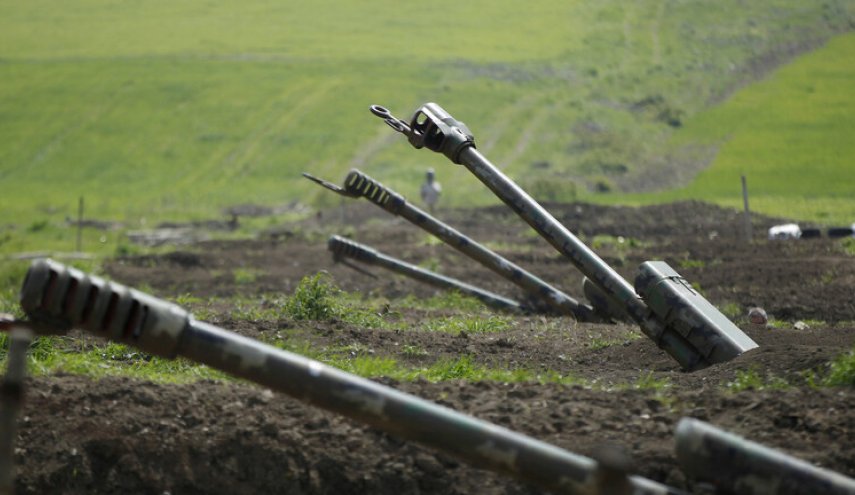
[1, 0, 853, 250]
[612, 31, 855, 224]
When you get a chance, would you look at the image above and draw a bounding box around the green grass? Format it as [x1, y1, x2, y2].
[822, 348, 855, 387]
[398, 291, 491, 313]
[422, 315, 514, 335]
[231, 267, 258, 285]
[588, 337, 625, 350]
[615, 32, 855, 224]
[283, 272, 342, 320]
[726, 368, 790, 392]
[1, 0, 852, 252]
[0, 337, 231, 383]
[719, 302, 743, 320]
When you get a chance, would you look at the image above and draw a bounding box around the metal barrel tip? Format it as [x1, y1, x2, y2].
[369, 105, 390, 118]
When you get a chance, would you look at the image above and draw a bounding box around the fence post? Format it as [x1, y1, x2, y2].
[741, 175, 752, 243]
[76, 196, 84, 252]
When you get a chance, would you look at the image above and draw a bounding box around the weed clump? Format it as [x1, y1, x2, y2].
[285, 272, 342, 321]
[726, 368, 789, 392]
[824, 349, 855, 387]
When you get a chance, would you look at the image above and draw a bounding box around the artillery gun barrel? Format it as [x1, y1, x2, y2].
[370, 102, 758, 370]
[451, 144, 709, 366]
[17, 259, 685, 495]
[327, 235, 522, 312]
[305, 170, 598, 321]
[676, 418, 855, 495]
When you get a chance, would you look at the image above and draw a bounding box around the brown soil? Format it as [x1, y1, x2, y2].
[12, 200, 855, 494]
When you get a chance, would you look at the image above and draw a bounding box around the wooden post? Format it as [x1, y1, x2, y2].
[0, 326, 33, 495]
[76, 196, 84, 252]
[741, 176, 752, 242]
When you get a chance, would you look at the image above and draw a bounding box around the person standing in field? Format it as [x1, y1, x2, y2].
[420, 168, 442, 213]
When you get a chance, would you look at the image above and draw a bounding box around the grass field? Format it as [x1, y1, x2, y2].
[1, 0, 854, 255]
[617, 31, 855, 224]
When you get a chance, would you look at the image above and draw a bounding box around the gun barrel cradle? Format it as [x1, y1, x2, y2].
[327, 234, 523, 312]
[17, 258, 685, 495]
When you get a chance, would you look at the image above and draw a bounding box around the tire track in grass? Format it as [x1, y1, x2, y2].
[651, 0, 665, 67]
[495, 103, 552, 172]
[347, 125, 402, 170]
[25, 75, 132, 176]
[621, 2, 634, 73]
[221, 78, 342, 182]
[478, 92, 542, 156]
[178, 79, 317, 189]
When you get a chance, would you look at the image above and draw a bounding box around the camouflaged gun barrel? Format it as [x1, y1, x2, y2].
[327, 235, 522, 312]
[17, 259, 685, 495]
[307, 169, 598, 320]
[676, 418, 855, 495]
[582, 277, 630, 322]
[371, 102, 758, 371]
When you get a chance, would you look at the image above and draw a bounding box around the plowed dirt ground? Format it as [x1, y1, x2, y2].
[13, 201, 855, 494]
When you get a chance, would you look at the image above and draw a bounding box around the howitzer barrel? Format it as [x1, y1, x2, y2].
[327, 235, 522, 312]
[18, 259, 685, 495]
[317, 169, 597, 320]
[676, 418, 855, 495]
[454, 144, 709, 370]
[373, 102, 758, 370]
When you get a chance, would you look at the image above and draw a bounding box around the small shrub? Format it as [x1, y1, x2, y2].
[633, 371, 671, 391]
[678, 258, 706, 269]
[401, 344, 429, 358]
[232, 268, 258, 285]
[589, 337, 621, 350]
[115, 242, 141, 257]
[421, 235, 443, 247]
[284, 272, 342, 321]
[841, 238, 855, 256]
[727, 368, 789, 392]
[719, 302, 742, 320]
[520, 177, 577, 202]
[398, 291, 484, 312]
[824, 349, 855, 386]
[419, 257, 441, 272]
[423, 315, 512, 334]
[172, 293, 203, 306]
[423, 355, 481, 381]
[592, 177, 613, 193]
[26, 220, 49, 232]
[343, 356, 399, 377]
